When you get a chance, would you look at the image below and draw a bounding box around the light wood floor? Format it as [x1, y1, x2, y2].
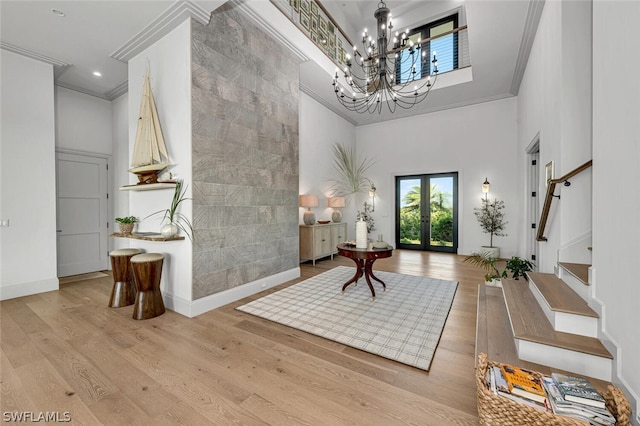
[1, 250, 485, 425]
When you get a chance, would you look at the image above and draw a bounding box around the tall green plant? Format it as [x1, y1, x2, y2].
[328, 143, 375, 200]
[146, 179, 193, 241]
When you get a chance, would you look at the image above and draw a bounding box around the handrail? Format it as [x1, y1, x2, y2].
[536, 160, 592, 242]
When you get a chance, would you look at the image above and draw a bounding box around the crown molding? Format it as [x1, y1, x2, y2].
[105, 81, 129, 100]
[510, 0, 545, 95]
[111, 0, 212, 62]
[55, 81, 110, 100]
[1, 42, 70, 69]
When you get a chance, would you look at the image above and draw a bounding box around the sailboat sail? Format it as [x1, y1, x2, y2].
[130, 70, 170, 172]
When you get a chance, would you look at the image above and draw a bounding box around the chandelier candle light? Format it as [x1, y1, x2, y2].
[332, 1, 438, 114]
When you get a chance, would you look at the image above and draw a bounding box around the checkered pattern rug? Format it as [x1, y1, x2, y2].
[236, 266, 458, 371]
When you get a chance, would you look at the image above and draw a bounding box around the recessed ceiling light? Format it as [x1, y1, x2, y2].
[51, 9, 65, 17]
[93, 71, 102, 77]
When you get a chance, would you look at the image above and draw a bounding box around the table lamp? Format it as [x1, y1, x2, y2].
[299, 194, 318, 225]
[328, 196, 345, 223]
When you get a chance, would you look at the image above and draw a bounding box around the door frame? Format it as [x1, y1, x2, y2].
[395, 172, 459, 253]
[56, 149, 112, 276]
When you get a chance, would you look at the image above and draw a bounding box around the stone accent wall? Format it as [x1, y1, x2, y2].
[191, 3, 300, 300]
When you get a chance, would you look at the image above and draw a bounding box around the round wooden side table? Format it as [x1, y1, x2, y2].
[108, 248, 141, 308]
[130, 253, 166, 320]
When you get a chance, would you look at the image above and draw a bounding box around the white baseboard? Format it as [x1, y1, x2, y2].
[163, 267, 300, 318]
[0, 278, 59, 301]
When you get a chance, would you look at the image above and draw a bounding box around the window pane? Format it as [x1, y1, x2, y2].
[399, 178, 422, 245]
[430, 21, 455, 74]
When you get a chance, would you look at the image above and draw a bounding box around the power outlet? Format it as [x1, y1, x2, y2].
[0, 219, 9, 227]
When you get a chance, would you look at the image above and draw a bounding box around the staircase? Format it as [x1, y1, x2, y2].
[476, 262, 612, 382]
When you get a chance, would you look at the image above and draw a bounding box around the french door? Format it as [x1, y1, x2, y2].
[395, 173, 458, 252]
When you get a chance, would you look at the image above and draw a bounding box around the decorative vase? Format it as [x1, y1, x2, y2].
[160, 223, 178, 238]
[356, 219, 368, 249]
[331, 210, 342, 223]
[119, 223, 134, 235]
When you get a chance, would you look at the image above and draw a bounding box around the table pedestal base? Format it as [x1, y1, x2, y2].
[342, 259, 386, 298]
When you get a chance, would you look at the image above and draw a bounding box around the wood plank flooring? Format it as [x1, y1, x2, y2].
[1, 250, 484, 425]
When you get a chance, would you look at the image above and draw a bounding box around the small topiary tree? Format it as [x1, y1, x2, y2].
[474, 198, 507, 248]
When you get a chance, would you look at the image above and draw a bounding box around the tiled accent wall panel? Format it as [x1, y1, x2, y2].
[191, 3, 300, 300]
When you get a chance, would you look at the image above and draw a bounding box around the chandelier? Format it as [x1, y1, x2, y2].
[332, 1, 438, 114]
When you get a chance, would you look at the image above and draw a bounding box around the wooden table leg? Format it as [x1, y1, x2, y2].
[367, 261, 386, 291]
[342, 258, 364, 292]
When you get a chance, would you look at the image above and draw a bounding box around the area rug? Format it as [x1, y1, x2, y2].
[236, 266, 458, 371]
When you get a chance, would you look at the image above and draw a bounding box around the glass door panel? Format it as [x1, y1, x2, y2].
[396, 173, 458, 252]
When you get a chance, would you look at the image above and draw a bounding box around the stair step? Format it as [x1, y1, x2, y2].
[476, 282, 614, 383]
[475, 284, 520, 365]
[559, 262, 590, 285]
[527, 272, 597, 318]
[502, 279, 610, 358]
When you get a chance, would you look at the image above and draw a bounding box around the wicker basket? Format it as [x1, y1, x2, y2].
[476, 353, 632, 426]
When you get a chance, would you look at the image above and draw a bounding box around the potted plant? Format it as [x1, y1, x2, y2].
[328, 142, 375, 201]
[505, 256, 535, 280]
[464, 251, 505, 286]
[474, 197, 507, 258]
[147, 179, 193, 240]
[115, 216, 137, 234]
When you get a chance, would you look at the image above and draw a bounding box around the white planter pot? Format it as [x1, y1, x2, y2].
[485, 278, 502, 288]
[481, 246, 500, 258]
[161, 223, 178, 238]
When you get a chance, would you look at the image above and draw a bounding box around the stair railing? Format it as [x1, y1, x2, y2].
[537, 160, 592, 242]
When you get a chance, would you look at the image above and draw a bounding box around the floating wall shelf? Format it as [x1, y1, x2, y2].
[110, 232, 184, 241]
[119, 183, 176, 191]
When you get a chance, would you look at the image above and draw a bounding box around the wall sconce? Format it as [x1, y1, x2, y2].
[369, 182, 377, 212]
[482, 177, 490, 198]
[328, 196, 345, 223]
[299, 194, 318, 225]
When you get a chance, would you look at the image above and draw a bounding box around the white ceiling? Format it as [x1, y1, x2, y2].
[0, 0, 542, 126]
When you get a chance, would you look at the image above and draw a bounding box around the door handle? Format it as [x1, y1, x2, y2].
[57, 230, 62, 232]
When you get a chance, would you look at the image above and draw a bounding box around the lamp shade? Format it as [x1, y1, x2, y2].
[328, 196, 345, 208]
[299, 194, 318, 208]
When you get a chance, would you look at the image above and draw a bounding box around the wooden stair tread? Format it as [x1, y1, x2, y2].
[527, 272, 598, 318]
[476, 284, 520, 366]
[559, 262, 590, 284]
[501, 279, 612, 359]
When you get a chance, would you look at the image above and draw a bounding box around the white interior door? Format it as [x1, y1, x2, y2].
[56, 152, 109, 277]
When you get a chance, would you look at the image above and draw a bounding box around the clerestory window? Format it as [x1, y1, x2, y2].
[396, 14, 459, 83]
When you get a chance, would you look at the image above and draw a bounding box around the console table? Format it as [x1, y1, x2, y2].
[299, 222, 347, 265]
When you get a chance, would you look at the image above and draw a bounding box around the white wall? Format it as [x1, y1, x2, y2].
[517, 0, 564, 272]
[55, 87, 113, 154]
[112, 93, 129, 251]
[355, 97, 520, 257]
[593, 1, 640, 420]
[0, 50, 59, 299]
[299, 92, 357, 236]
[125, 19, 194, 310]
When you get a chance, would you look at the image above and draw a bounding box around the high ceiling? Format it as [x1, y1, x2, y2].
[0, 0, 542, 126]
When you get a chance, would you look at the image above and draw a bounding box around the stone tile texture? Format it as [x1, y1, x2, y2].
[191, 4, 301, 300]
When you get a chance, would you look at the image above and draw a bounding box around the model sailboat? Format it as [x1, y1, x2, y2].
[129, 69, 170, 184]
